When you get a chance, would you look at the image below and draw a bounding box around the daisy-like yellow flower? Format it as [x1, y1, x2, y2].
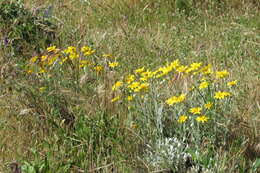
[41, 55, 48, 62]
[186, 62, 202, 73]
[47, 46, 59, 52]
[27, 69, 33, 74]
[94, 65, 103, 73]
[177, 115, 188, 123]
[79, 60, 93, 68]
[200, 64, 212, 75]
[227, 80, 238, 86]
[127, 96, 133, 101]
[109, 62, 119, 68]
[64, 46, 77, 54]
[126, 75, 135, 84]
[196, 115, 209, 123]
[166, 94, 186, 106]
[176, 65, 187, 73]
[189, 107, 202, 114]
[128, 82, 140, 91]
[39, 68, 47, 73]
[103, 54, 113, 58]
[30, 56, 38, 63]
[199, 81, 209, 90]
[112, 81, 123, 91]
[216, 70, 229, 79]
[135, 67, 145, 73]
[111, 96, 120, 103]
[81, 46, 95, 56]
[204, 102, 213, 109]
[214, 91, 231, 99]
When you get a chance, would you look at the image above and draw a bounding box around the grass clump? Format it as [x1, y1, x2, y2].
[0, 0, 259, 172]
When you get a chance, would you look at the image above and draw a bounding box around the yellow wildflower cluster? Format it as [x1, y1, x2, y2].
[214, 91, 231, 99]
[166, 94, 186, 106]
[26, 45, 105, 74]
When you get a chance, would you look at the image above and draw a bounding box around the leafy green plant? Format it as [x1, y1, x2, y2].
[0, 0, 56, 58]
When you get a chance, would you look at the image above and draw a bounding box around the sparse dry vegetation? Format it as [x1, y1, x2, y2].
[0, 0, 259, 172]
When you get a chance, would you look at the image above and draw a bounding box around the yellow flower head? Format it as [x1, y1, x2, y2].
[216, 70, 229, 79]
[30, 56, 38, 63]
[204, 102, 213, 109]
[127, 96, 133, 101]
[103, 54, 113, 58]
[109, 62, 119, 68]
[186, 62, 202, 73]
[176, 65, 187, 73]
[41, 55, 48, 62]
[112, 81, 123, 91]
[196, 115, 209, 123]
[227, 80, 238, 86]
[94, 65, 103, 73]
[126, 75, 135, 84]
[200, 64, 212, 75]
[178, 115, 188, 123]
[128, 82, 140, 91]
[135, 67, 145, 74]
[199, 81, 209, 90]
[111, 96, 120, 103]
[189, 107, 202, 114]
[166, 94, 186, 106]
[64, 46, 77, 54]
[214, 91, 231, 99]
[47, 46, 59, 52]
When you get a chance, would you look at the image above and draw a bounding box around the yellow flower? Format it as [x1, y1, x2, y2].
[94, 65, 103, 73]
[41, 55, 48, 62]
[127, 96, 133, 101]
[135, 67, 145, 73]
[178, 115, 188, 123]
[112, 81, 123, 91]
[46, 46, 59, 52]
[214, 91, 231, 99]
[186, 62, 202, 73]
[204, 102, 213, 109]
[166, 94, 186, 106]
[109, 62, 119, 68]
[126, 75, 135, 84]
[199, 81, 209, 90]
[39, 68, 47, 73]
[189, 107, 202, 114]
[64, 46, 77, 54]
[169, 59, 180, 69]
[69, 53, 79, 60]
[200, 64, 212, 75]
[138, 83, 149, 91]
[26, 69, 33, 74]
[30, 56, 38, 63]
[111, 96, 120, 102]
[79, 60, 93, 68]
[128, 82, 140, 90]
[81, 46, 95, 56]
[227, 80, 238, 86]
[47, 55, 58, 65]
[102, 54, 113, 58]
[196, 115, 209, 123]
[39, 87, 47, 92]
[176, 65, 187, 73]
[216, 70, 229, 79]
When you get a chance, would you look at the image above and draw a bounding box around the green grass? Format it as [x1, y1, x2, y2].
[0, 0, 260, 172]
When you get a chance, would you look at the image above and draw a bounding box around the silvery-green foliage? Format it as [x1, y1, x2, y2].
[145, 137, 191, 171]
